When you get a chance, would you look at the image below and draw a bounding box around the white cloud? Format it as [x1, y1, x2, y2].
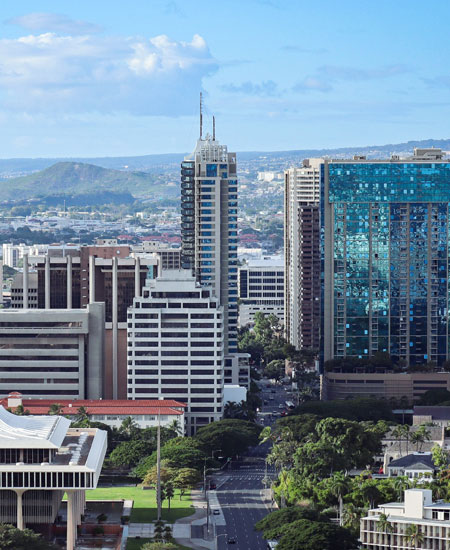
[0, 29, 218, 116]
[7, 13, 102, 35]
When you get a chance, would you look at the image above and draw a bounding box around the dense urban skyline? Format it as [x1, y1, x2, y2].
[0, 0, 449, 157]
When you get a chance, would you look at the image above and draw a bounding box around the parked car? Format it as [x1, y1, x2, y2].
[213, 509, 220, 515]
[227, 537, 236, 544]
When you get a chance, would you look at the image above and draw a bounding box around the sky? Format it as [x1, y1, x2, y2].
[0, 0, 449, 157]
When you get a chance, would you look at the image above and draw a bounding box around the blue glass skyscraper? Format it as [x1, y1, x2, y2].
[322, 148, 450, 366]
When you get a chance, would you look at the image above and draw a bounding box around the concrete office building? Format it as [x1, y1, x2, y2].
[15, 243, 158, 399]
[127, 270, 224, 435]
[361, 489, 450, 550]
[181, 128, 238, 355]
[11, 272, 38, 308]
[132, 241, 182, 271]
[238, 257, 284, 328]
[321, 371, 450, 403]
[284, 160, 321, 351]
[0, 404, 106, 550]
[2, 243, 48, 268]
[0, 305, 104, 399]
[322, 148, 450, 366]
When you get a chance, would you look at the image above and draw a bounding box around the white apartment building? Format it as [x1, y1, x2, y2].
[361, 489, 450, 550]
[2, 243, 48, 268]
[284, 159, 321, 350]
[0, 305, 104, 399]
[11, 272, 38, 308]
[0, 404, 106, 550]
[238, 257, 284, 328]
[127, 270, 224, 435]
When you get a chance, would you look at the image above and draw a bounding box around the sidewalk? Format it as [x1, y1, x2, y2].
[174, 488, 214, 550]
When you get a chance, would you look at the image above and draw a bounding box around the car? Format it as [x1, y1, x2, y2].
[209, 482, 216, 489]
[269, 397, 274, 401]
[278, 404, 284, 409]
[271, 389, 276, 394]
[227, 537, 237, 544]
[213, 509, 220, 515]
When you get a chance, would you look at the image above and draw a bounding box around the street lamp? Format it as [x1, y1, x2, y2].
[215, 533, 228, 550]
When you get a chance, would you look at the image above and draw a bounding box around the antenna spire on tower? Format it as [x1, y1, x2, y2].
[213, 116, 215, 141]
[200, 92, 203, 139]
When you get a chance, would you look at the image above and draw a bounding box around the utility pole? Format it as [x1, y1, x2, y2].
[156, 409, 161, 521]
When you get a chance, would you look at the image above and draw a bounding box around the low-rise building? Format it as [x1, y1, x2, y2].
[386, 452, 436, 480]
[321, 371, 450, 403]
[1, 393, 186, 433]
[0, 404, 106, 550]
[413, 406, 450, 427]
[361, 489, 450, 550]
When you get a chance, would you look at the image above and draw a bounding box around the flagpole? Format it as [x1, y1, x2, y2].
[156, 407, 161, 521]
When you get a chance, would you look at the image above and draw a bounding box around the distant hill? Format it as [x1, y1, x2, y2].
[0, 161, 178, 202]
[0, 138, 448, 176]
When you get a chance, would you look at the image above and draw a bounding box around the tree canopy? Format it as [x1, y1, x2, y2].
[195, 419, 262, 458]
[0, 524, 59, 550]
[294, 397, 395, 422]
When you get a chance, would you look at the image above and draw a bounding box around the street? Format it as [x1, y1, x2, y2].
[212, 380, 287, 549]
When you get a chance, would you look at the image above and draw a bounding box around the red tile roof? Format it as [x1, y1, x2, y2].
[0, 398, 185, 417]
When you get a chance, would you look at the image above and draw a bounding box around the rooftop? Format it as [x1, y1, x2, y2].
[0, 406, 70, 449]
[414, 406, 450, 420]
[388, 452, 435, 470]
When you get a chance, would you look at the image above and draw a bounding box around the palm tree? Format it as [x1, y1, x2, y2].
[405, 523, 424, 549]
[391, 425, 404, 456]
[376, 513, 393, 548]
[120, 416, 139, 438]
[393, 476, 410, 501]
[329, 472, 351, 526]
[48, 403, 63, 415]
[361, 481, 381, 510]
[167, 419, 182, 436]
[342, 503, 361, 532]
[401, 425, 411, 455]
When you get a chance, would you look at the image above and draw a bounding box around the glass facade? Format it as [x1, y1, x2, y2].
[323, 160, 450, 366]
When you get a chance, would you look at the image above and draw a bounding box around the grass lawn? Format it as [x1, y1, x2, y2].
[85, 486, 195, 523]
[126, 539, 192, 550]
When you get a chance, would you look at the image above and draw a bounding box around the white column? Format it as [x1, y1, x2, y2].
[22, 254, 29, 309]
[45, 255, 50, 309]
[135, 256, 141, 298]
[67, 491, 75, 550]
[16, 490, 24, 530]
[112, 256, 118, 399]
[67, 255, 72, 309]
[89, 255, 95, 303]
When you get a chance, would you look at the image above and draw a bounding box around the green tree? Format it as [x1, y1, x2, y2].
[108, 439, 154, 469]
[405, 524, 424, 549]
[274, 519, 358, 550]
[12, 404, 30, 416]
[134, 437, 206, 479]
[173, 468, 201, 499]
[329, 472, 352, 526]
[342, 503, 362, 533]
[393, 476, 410, 501]
[48, 403, 63, 415]
[432, 444, 448, 471]
[0, 524, 59, 550]
[195, 419, 261, 458]
[72, 406, 90, 427]
[143, 461, 175, 486]
[264, 359, 285, 381]
[119, 416, 140, 439]
[164, 481, 174, 510]
[419, 388, 450, 405]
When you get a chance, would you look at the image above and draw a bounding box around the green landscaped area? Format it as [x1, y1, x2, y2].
[126, 539, 192, 550]
[85, 487, 194, 523]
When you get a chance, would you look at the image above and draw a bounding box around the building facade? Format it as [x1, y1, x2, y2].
[127, 270, 224, 435]
[238, 257, 284, 328]
[0, 305, 104, 399]
[0, 404, 106, 550]
[321, 371, 450, 403]
[181, 133, 238, 354]
[14, 243, 158, 399]
[1, 393, 186, 433]
[322, 148, 450, 366]
[361, 489, 450, 550]
[284, 160, 321, 351]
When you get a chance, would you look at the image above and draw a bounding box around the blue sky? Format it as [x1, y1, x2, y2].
[0, 0, 449, 157]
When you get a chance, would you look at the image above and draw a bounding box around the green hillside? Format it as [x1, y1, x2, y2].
[0, 162, 178, 201]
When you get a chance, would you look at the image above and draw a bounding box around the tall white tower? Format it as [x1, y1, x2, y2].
[181, 123, 238, 354]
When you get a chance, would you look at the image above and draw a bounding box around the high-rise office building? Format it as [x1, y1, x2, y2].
[322, 148, 450, 366]
[15, 243, 158, 399]
[238, 257, 284, 328]
[181, 130, 238, 354]
[284, 160, 321, 350]
[127, 270, 224, 435]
